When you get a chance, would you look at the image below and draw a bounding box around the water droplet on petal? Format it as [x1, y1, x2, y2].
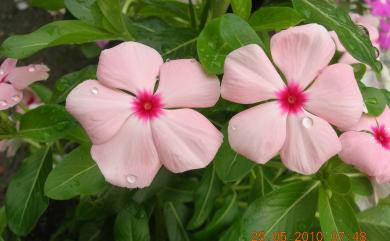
[302, 116, 313, 128]
[28, 66, 36, 72]
[126, 174, 137, 184]
[0, 70, 4, 75]
[91, 87, 98, 95]
[231, 125, 237, 131]
[11, 95, 20, 102]
[0, 100, 7, 107]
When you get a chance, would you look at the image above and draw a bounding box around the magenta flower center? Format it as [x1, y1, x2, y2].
[133, 90, 163, 120]
[276, 82, 308, 114]
[371, 124, 390, 149]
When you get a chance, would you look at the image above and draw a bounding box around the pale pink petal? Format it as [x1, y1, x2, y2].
[156, 59, 220, 108]
[305, 64, 363, 130]
[97, 42, 163, 94]
[7, 64, 49, 90]
[92, 116, 161, 188]
[0, 83, 23, 110]
[0, 59, 17, 79]
[228, 102, 287, 164]
[339, 53, 359, 65]
[378, 106, 390, 125]
[330, 31, 345, 52]
[281, 111, 341, 174]
[339, 131, 388, 178]
[271, 24, 335, 88]
[151, 109, 222, 173]
[376, 161, 390, 184]
[66, 80, 134, 145]
[221, 44, 285, 104]
[349, 107, 390, 132]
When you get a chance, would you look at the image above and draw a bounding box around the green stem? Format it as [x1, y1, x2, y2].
[188, 0, 198, 29]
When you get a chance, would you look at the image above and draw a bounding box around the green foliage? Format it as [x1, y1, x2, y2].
[361, 87, 387, 116]
[31, 0, 65, 10]
[358, 206, 390, 240]
[249, 7, 303, 31]
[231, 0, 251, 20]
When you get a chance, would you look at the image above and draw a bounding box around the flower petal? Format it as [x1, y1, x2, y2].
[156, 59, 220, 108]
[221, 44, 285, 104]
[271, 24, 335, 88]
[305, 64, 363, 130]
[281, 111, 341, 174]
[7, 64, 49, 90]
[0, 58, 17, 80]
[91, 116, 161, 188]
[66, 80, 134, 145]
[339, 131, 388, 178]
[151, 109, 222, 173]
[228, 102, 287, 164]
[0, 83, 23, 110]
[97, 42, 163, 94]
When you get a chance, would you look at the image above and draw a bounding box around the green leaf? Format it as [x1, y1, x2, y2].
[197, 13, 263, 74]
[328, 173, 351, 194]
[351, 176, 373, 196]
[353, 63, 367, 82]
[163, 202, 191, 241]
[51, 65, 97, 103]
[18, 104, 77, 142]
[292, 0, 381, 72]
[187, 165, 222, 230]
[44, 145, 105, 200]
[64, 0, 102, 25]
[97, 0, 131, 37]
[0, 207, 6, 235]
[31, 0, 64, 10]
[194, 193, 240, 239]
[114, 202, 150, 241]
[215, 126, 255, 183]
[358, 206, 390, 240]
[361, 87, 387, 116]
[221, 181, 319, 241]
[318, 188, 360, 241]
[30, 83, 52, 104]
[231, 0, 251, 20]
[5, 147, 52, 235]
[249, 7, 303, 31]
[0, 111, 16, 139]
[0, 20, 120, 59]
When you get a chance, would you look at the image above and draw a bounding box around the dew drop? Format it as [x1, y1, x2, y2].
[231, 125, 237, 131]
[11, 95, 20, 102]
[126, 174, 137, 184]
[302, 116, 313, 128]
[0, 100, 7, 107]
[0, 70, 4, 75]
[91, 87, 98, 95]
[28, 66, 36, 72]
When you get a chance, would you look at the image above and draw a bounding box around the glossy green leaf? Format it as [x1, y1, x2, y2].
[249, 7, 303, 31]
[358, 206, 390, 240]
[362, 87, 387, 116]
[292, 0, 381, 72]
[31, 0, 64, 10]
[0, 20, 120, 59]
[187, 165, 222, 230]
[328, 173, 351, 194]
[351, 176, 373, 196]
[51, 65, 97, 103]
[0, 111, 16, 139]
[197, 13, 263, 74]
[30, 83, 52, 104]
[19, 104, 77, 142]
[163, 202, 191, 241]
[5, 147, 52, 235]
[114, 202, 150, 241]
[353, 63, 367, 82]
[64, 0, 102, 25]
[221, 181, 319, 241]
[318, 188, 360, 241]
[194, 193, 240, 239]
[97, 0, 131, 37]
[0, 207, 6, 235]
[215, 126, 255, 183]
[231, 0, 251, 20]
[44, 145, 105, 200]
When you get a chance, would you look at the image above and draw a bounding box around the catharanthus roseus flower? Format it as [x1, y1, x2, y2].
[331, 13, 379, 64]
[66, 42, 223, 188]
[339, 107, 390, 183]
[0, 58, 49, 110]
[378, 18, 390, 49]
[366, 0, 390, 17]
[221, 24, 363, 174]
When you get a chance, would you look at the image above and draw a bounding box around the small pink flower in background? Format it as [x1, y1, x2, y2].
[0, 58, 49, 111]
[366, 0, 390, 17]
[96, 40, 109, 49]
[379, 18, 390, 49]
[339, 107, 390, 184]
[66, 41, 223, 188]
[331, 13, 380, 64]
[221, 24, 363, 174]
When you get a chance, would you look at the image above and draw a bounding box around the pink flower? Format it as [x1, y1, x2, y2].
[331, 13, 379, 64]
[221, 24, 363, 174]
[378, 18, 390, 49]
[66, 42, 223, 188]
[0, 58, 49, 110]
[366, 0, 390, 17]
[339, 107, 390, 184]
[96, 40, 109, 49]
